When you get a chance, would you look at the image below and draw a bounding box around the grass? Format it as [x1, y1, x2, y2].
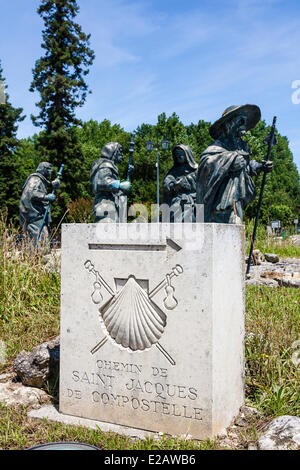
[245, 221, 300, 259]
[0, 221, 60, 366]
[0, 404, 218, 451]
[253, 238, 300, 259]
[0, 217, 299, 450]
[245, 286, 299, 416]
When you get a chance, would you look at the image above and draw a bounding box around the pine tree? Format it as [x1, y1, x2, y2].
[30, 0, 95, 221]
[0, 61, 25, 222]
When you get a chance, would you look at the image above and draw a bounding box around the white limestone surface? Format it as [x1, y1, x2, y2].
[59, 223, 245, 440]
[28, 404, 155, 440]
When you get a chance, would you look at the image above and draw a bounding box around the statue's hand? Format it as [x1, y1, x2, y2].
[174, 177, 189, 191]
[180, 194, 189, 203]
[44, 193, 56, 202]
[231, 154, 248, 171]
[239, 150, 249, 157]
[120, 181, 131, 192]
[52, 178, 60, 189]
[261, 160, 273, 173]
[128, 164, 134, 176]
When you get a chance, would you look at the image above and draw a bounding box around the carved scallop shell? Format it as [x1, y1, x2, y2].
[101, 276, 166, 351]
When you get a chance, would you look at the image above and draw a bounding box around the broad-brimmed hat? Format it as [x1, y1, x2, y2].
[209, 104, 261, 139]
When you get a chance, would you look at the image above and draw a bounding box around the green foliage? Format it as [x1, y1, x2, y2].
[0, 61, 25, 223]
[186, 119, 212, 156]
[245, 218, 300, 258]
[0, 4, 299, 227]
[67, 197, 93, 223]
[244, 121, 300, 224]
[29, 0, 95, 222]
[131, 114, 300, 221]
[251, 236, 300, 259]
[75, 119, 130, 200]
[245, 218, 268, 243]
[132, 112, 200, 206]
[268, 204, 293, 225]
[1, 109, 300, 228]
[30, 0, 95, 130]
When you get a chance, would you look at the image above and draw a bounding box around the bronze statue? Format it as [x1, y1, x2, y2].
[90, 142, 132, 222]
[19, 162, 60, 242]
[196, 105, 273, 224]
[163, 144, 197, 222]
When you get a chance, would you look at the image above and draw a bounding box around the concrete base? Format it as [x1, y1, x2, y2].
[28, 404, 157, 440]
[60, 223, 245, 439]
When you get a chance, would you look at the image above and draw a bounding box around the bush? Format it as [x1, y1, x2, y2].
[67, 198, 94, 223]
[268, 204, 294, 226]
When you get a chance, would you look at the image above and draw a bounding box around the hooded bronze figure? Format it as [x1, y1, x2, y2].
[19, 162, 60, 241]
[90, 142, 131, 222]
[163, 144, 198, 222]
[196, 105, 273, 224]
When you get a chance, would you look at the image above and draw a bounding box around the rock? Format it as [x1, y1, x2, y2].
[0, 372, 15, 383]
[277, 277, 300, 289]
[13, 337, 60, 388]
[281, 258, 300, 266]
[43, 249, 61, 273]
[179, 433, 193, 441]
[264, 253, 280, 264]
[252, 250, 264, 265]
[290, 236, 300, 247]
[216, 405, 262, 449]
[235, 405, 261, 426]
[248, 443, 258, 450]
[246, 257, 300, 289]
[246, 250, 264, 266]
[245, 332, 256, 341]
[0, 380, 49, 409]
[245, 278, 259, 286]
[245, 333, 265, 346]
[217, 430, 228, 439]
[0, 340, 6, 365]
[261, 270, 284, 280]
[246, 277, 278, 288]
[240, 405, 261, 419]
[234, 416, 248, 427]
[260, 279, 279, 287]
[257, 416, 300, 450]
[219, 438, 236, 448]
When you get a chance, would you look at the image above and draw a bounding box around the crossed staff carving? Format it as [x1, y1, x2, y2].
[84, 260, 183, 366]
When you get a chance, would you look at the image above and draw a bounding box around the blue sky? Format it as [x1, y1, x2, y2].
[1, 0, 300, 170]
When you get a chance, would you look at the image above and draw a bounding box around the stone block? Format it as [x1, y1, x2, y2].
[59, 223, 245, 439]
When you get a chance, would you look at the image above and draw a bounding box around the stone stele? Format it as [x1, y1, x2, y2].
[59, 223, 245, 440]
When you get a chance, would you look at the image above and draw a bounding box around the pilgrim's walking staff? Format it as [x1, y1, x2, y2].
[246, 117, 277, 276]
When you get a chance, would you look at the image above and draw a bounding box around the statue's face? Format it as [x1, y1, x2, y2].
[230, 114, 247, 137]
[38, 164, 52, 179]
[115, 146, 123, 163]
[174, 148, 186, 164]
[44, 165, 52, 179]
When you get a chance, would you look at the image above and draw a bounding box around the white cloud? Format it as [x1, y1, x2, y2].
[79, 0, 159, 68]
[157, 11, 216, 59]
[4, 0, 299, 170]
